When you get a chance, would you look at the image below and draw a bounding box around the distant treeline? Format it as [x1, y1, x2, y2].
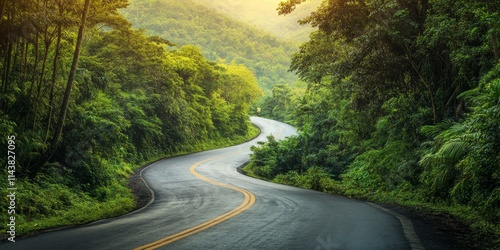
[121, 0, 299, 93]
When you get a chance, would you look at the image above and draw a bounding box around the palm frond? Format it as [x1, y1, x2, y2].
[419, 120, 455, 138]
[435, 139, 468, 165]
[438, 123, 466, 140]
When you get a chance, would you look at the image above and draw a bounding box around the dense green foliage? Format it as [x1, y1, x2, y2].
[255, 82, 306, 121]
[247, 0, 500, 245]
[0, 0, 261, 234]
[120, 0, 298, 93]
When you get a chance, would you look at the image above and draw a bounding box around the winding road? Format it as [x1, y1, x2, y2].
[1, 117, 423, 249]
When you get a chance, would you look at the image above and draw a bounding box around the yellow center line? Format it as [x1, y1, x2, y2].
[277, 126, 283, 138]
[270, 126, 283, 139]
[135, 156, 256, 250]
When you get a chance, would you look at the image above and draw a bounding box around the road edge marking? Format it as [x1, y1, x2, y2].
[367, 202, 425, 250]
[134, 156, 256, 250]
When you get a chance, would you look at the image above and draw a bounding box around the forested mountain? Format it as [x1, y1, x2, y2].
[120, 0, 298, 92]
[190, 0, 320, 43]
[0, 0, 260, 234]
[247, 0, 500, 247]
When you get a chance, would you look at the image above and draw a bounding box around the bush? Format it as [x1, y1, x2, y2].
[273, 167, 336, 192]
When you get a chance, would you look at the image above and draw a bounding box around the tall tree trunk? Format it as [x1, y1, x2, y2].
[51, 0, 91, 148]
[30, 0, 92, 178]
[32, 29, 52, 131]
[12, 39, 21, 76]
[1, 41, 8, 93]
[0, 0, 6, 26]
[492, 32, 499, 62]
[28, 32, 40, 98]
[22, 39, 29, 82]
[405, 51, 438, 123]
[45, 23, 62, 143]
[37, 29, 51, 100]
[1, 40, 13, 111]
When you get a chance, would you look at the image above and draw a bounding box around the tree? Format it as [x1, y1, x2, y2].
[259, 83, 292, 121]
[51, 0, 91, 149]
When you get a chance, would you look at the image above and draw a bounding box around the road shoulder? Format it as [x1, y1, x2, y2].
[376, 203, 484, 249]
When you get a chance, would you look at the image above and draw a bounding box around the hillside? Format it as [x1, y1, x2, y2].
[121, 0, 299, 92]
[191, 0, 320, 43]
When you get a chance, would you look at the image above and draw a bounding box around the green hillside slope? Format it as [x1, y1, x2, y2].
[121, 0, 299, 92]
[191, 0, 320, 43]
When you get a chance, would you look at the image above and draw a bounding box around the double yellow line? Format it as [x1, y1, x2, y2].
[135, 156, 256, 250]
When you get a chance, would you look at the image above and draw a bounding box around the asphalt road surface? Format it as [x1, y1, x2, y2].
[1, 117, 423, 250]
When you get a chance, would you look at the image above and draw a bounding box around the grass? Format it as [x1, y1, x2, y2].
[1, 179, 136, 237]
[240, 162, 270, 181]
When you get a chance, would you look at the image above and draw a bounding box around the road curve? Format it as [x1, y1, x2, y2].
[1, 117, 417, 249]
